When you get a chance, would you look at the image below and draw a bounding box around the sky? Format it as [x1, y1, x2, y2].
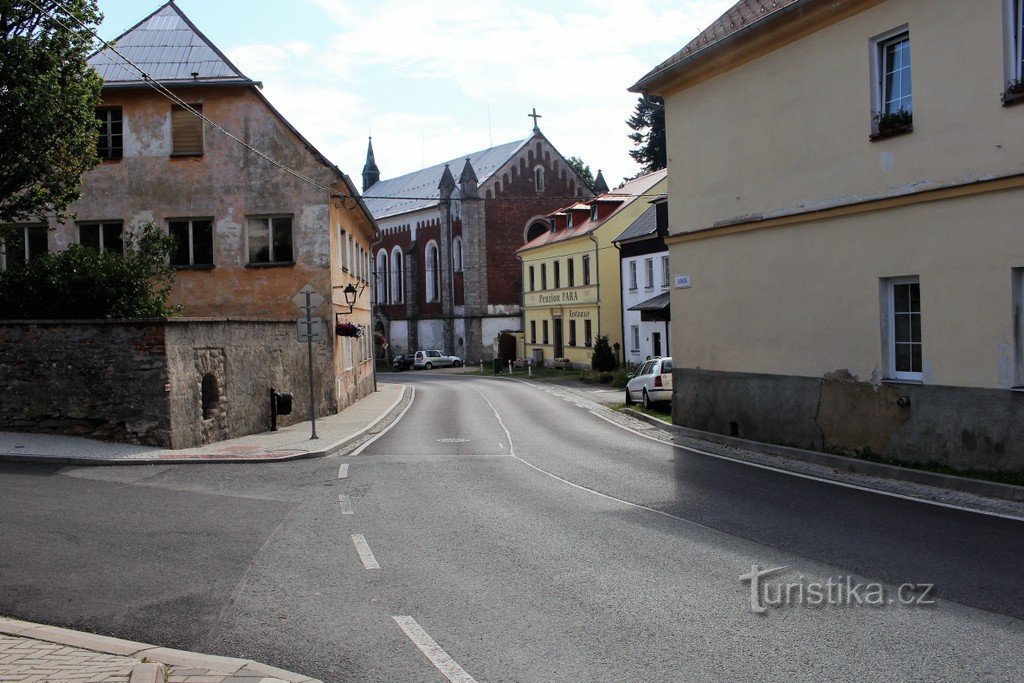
[94, 0, 735, 187]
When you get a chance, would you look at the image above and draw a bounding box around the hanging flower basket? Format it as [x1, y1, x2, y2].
[335, 322, 364, 338]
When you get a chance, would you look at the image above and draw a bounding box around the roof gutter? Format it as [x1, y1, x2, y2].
[630, 0, 818, 94]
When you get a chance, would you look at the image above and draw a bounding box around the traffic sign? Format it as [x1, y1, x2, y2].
[296, 316, 323, 342]
[292, 284, 325, 311]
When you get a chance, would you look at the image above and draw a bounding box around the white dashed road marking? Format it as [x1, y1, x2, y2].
[351, 534, 380, 569]
[393, 616, 477, 683]
[338, 463, 349, 479]
[338, 494, 354, 515]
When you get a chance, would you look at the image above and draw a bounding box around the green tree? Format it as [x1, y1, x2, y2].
[0, 222, 180, 319]
[0, 0, 103, 228]
[591, 335, 618, 372]
[626, 95, 666, 174]
[566, 156, 595, 189]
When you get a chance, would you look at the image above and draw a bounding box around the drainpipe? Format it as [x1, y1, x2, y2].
[614, 240, 624, 367]
[588, 232, 600, 346]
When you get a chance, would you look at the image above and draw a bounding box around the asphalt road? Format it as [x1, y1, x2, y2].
[1, 373, 1022, 681]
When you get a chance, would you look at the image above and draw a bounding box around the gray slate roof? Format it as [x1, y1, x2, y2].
[90, 1, 254, 87]
[613, 203, 658, 243]
[363, 138, 530, 220]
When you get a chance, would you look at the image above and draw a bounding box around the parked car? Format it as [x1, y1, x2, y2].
[392, 353, 416, 371]
[625, 357, 673, 409]
[413, 349, 463, 369]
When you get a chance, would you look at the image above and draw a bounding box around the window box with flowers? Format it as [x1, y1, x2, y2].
[552, 357, 572, 369]
[870, 108, 913, 140]
[1002, 79, 1024, 106]
[335, 322, 364, 338]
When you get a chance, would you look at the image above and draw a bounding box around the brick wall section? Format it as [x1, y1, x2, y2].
[0, 322, 171, 445]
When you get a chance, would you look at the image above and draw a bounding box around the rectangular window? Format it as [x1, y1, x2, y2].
[886, 277, 922, 381]
[96, 108, 123, 160]
[629, 261, 638, 290]
[1018, 0, 1024, 80]
[1015, 268, 1024, 387]
[645, 258, 654, 289]
[631, 325, 640, 352]
[78, 222, 123, 254]
[569, 320, 577, 346]
[530, 320, 537, 344]
[584, 320, 593, 347]
[876, 32, 912, 116]
[248, 216, 293, 264]
[529, 265, 535, 291]
[541, 263, 548, 290]
[1006, 0, 1024, 87]
[661, 255, 670, 288]
[568, 258, 575, 287]
[583, 255, 591, 286]
[172, 104, 204, 156]
[554, 260, 561, 289]
[1, 225, 47, 270]
[169, 218, 213, 267]
[542, 320, 549, 345]
[339, 229, 346, 270]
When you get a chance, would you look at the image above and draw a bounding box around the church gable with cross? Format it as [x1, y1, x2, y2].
[363, 113, 600, 364]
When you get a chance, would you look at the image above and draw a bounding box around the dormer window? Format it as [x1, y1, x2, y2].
[567, 213, 574, 228]
[590, 205, 598, 221]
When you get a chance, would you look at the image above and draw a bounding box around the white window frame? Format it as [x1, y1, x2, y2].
[168, 217, 214, 267]
[1, 225, 48, 270]
[870, 26, 912, 123]
[1004, 0, 1024, 86]
[884, 276, 923, 381]
[583, 255, 591, 286]
[644, 257, 654, 290]
[77, 221, 124, 254]
[376, 249, 389, 304]
[631, 325, 640, 352]
[391, 246, 404, 304]
[629, 260, 638, 291]
[661, 255, 670, 288]
[453, 236, 463, 272]
[246, 215, 293, 265]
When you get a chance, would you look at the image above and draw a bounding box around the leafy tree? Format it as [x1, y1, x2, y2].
[0, 222, 180, 319]
[566, 156, 595, 189]
[591, 335, 618, 372]
[626, 95, 667, 174]
[0, 0, 103, 228]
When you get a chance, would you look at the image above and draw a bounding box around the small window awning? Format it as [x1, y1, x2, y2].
[628, 291, 671, 322]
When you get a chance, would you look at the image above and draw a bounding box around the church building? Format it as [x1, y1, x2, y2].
[363, 117, 602, 363]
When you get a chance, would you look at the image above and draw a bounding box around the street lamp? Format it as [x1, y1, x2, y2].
[333, 282, 360, 315]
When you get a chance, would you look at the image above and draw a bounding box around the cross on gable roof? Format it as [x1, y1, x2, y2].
[89, 1, 256, 88]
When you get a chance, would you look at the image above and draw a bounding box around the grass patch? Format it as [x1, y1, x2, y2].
[618, 402, 673, 423]
[838, 448, 1024, 487]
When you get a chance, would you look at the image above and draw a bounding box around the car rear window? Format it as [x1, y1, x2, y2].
[662, 360, 672, 372]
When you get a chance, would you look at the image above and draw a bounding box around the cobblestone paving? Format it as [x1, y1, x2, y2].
[0, 634, 133, 682]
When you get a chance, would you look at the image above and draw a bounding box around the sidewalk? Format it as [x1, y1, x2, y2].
[0, 616, 320, 682]
[0, 383, 407, 466]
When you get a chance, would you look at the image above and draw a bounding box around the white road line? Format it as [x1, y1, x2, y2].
[338, 494, 354, 515]
[471, 388, 515, 456]
[351, 386, 416, 456]
[584, 410, 1024, 523]
[337, 463, 349, 479]
[393, 616, 477, 683]
[351, 534, 380, 569]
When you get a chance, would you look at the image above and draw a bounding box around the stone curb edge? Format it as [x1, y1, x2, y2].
[623, 408, 1024, 503]
[0, 385, 409, 467]
[0, 617, 321, 682]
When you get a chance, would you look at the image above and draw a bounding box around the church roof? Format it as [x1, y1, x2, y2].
[631, 0, 804, 92]
[89, 1, 257, 88]
[363, 138, 531, 220]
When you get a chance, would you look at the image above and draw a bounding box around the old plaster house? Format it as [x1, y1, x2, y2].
[0, 1, 378, 448]
[363, 122, 598, 363]
[632, 0, 1024, 471]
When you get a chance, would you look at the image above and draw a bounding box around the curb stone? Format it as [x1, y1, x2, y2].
[622, 407, 1024, 503]
[0, 617, 322, 683]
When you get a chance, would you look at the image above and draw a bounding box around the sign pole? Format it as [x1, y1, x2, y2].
[305, 291, 318, 440]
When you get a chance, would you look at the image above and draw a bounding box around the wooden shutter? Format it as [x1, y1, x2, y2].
[172, 104, 203, 155]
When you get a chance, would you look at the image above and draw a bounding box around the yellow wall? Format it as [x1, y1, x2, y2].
[653, 0, 1024, 390]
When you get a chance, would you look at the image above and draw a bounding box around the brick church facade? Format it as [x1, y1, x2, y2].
[363, 124, 604, 363]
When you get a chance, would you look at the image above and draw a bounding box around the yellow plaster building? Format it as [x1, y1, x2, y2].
[632, 0, 1024, 471]
[518, 171, 667, 367]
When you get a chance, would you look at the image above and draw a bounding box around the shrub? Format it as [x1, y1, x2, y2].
[610, 367, 631, 388]
[591, 334, 618, 371]
[0, 221, 179, 319]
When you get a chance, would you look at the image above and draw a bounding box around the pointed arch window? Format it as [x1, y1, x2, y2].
[534, 165, 545, 192]
[391, 247, 404, 304]
[453, 236, 464, 272]
[376, 249, 389, 304]
[425, 241, 440, 302]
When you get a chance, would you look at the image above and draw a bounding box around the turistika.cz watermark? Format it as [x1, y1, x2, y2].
[739, 565, 936, 614]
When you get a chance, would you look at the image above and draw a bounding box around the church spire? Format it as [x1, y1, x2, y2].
[592, 169, 609, 194]
[362, 137, 380, 192]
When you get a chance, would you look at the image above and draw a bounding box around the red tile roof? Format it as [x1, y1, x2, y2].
[631, 0, 805, 92]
